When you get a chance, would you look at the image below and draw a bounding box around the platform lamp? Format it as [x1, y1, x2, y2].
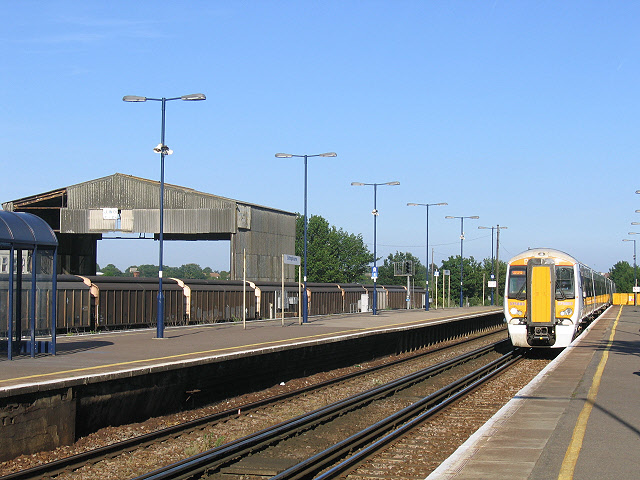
[625, 234, 639, 306]
[445, 215, 479, 307]
[407, 202, 447, 311]
[123, 93, 206, 339]
[478, 225, 508, 306]
[275, 152, 337, 324]
[352, 181, 400, 315]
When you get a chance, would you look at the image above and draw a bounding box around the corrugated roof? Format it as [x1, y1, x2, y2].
[0, 211, 58, 248]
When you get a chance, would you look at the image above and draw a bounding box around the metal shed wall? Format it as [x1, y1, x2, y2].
[61, 174, 237, 234]
[232, 204, 296, 282]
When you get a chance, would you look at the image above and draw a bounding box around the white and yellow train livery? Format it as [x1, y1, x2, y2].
[504, 248, 614, 348]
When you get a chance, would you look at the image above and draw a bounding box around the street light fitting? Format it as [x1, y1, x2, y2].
[632, 222, 640, 225]
[352, 181, 400, 187]
[123, 95, 147, 102]
[180, 93, 206, 101]
[123, 94, 206, 103]
[275, 152, 336, 159]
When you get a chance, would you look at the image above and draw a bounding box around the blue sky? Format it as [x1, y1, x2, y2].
[2, 1, 640, 274]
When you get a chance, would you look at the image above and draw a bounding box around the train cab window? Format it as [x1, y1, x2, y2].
[508, 267, 527, 299]
[555, 266, 575, 299]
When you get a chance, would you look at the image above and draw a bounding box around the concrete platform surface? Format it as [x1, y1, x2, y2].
[0, 306, 500, 395]
[428, 304, 640, 480]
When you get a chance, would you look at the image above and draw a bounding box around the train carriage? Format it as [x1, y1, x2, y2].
[504, 248, 614, 348]
[85, 276, 185, 329]
[178, 279, 256, 324]
[253, 281, 301, 320]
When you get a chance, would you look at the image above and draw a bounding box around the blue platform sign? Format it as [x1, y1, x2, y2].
[372, 266, 378, 280]
[284, 254, 301, 265]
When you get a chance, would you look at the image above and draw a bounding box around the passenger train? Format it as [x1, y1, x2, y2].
[504, 248, 614, 348]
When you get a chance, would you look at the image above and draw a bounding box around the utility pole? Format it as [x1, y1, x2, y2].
[496, 225, 501, 299]
[431, 247, 435, 303]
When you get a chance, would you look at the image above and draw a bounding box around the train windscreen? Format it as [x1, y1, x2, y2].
[507, 267, 527, 299]
[555, 266, 575, 299]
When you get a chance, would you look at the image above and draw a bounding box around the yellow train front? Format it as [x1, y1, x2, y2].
[504, 248, 614, 348]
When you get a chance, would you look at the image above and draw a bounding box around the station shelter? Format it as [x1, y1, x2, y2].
[0, 211, 58, 360]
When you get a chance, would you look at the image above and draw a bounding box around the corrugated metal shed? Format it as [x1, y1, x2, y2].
[3, 173, 296, 282]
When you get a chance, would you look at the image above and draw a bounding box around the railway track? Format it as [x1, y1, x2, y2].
[0, 330, 506, 480]
[130, 340, 519, 480]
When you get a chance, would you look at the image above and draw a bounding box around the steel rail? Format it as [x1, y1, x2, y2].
[0, 330, 505, 480]
[281, 348, 523, 479]
[131, 340, 510, 480]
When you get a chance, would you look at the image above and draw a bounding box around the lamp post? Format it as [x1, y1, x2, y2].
[275, 152, 337, 324]
[625, 234, 638, 306]
[478, 225, 508, 306]
[445, 215, 479, 307]
[407, 202, 447, 311]
[478, 226, 495, 306]
[123, 93, 206, 338]
[352, 181, 400, 315]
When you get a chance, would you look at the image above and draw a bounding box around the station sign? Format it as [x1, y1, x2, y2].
[283, 254, 301, 266]
[102, 208, 119, 220]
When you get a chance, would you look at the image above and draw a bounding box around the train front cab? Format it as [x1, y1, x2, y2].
[506, 255, 578, 348]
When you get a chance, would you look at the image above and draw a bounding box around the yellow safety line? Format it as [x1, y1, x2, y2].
[1, 312, 485, 384]
[557, 304, 623, 479]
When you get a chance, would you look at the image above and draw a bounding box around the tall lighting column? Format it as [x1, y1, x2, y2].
[123, 93, 206, 338]
[478, 225, 507, 306]
[625, 234, 638, 306]
[445, 215, 479, 307]
[407, 202, 447, 311]
[275, 152, 337, 324]
[352, 181, 400, 315]
[478, 225, 496, 306]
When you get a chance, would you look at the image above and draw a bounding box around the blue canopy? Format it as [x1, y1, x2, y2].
[0, 210, 58, 248]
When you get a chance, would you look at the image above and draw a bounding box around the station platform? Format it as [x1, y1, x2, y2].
[428, 304, 640, 480]
[1, 305, 506, 462]
[0, 305, 500, 395]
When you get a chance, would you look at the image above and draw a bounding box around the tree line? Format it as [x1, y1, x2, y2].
[100, 213, 633, 301]
[97, 263, 230, 280]
[295, 215, 507, 305]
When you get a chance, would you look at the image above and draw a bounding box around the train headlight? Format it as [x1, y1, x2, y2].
[509, 307, 524, 317]
[560, 307, 573, 316]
